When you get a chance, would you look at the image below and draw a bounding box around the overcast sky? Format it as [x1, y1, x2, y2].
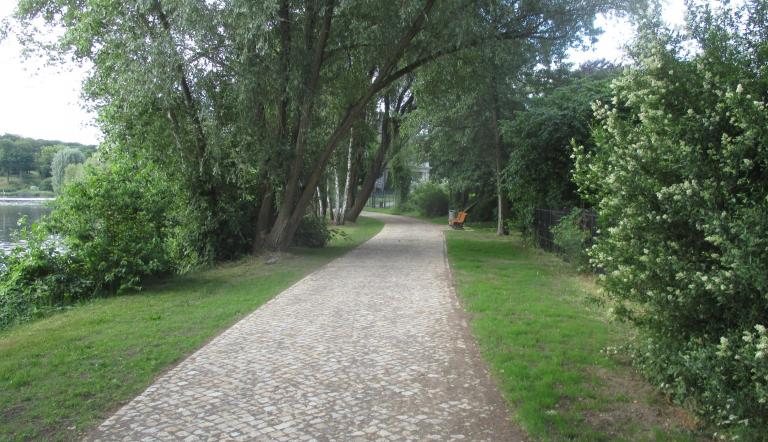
[0, 1, 688, 146]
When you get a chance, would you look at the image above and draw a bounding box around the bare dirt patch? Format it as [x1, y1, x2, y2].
[583, 365, 709, 440]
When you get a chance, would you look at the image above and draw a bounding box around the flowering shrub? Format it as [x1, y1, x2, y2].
[573, 4, 768, 435]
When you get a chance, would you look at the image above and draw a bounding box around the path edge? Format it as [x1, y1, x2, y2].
[85, 215, 388, 440]
[440, 229, 529, 441]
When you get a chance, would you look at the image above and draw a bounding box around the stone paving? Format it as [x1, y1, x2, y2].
[88, 213, 525, 441]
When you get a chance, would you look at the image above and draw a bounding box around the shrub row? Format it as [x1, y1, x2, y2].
[572, 8, 768, 436]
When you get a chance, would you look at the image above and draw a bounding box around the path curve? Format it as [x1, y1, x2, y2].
[89, 213, 524, 441]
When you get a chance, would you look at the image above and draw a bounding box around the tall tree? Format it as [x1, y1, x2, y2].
[15, 0, 633, 253]
[503, 65, 618, 228]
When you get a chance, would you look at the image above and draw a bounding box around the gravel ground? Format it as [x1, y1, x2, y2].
[88, 212, 525, 441]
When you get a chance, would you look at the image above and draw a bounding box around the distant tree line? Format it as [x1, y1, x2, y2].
[0, 134, 95, 187]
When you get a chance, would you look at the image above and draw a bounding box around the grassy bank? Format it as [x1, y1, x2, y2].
[0, 217, 383, 441]
[445, 228, 699, 441]
[0, 190, 55, 198]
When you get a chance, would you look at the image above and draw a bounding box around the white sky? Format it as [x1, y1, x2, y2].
[0, 1, 689, 146]
[567, 1, 687, 65]
[0, 2, 100, 145]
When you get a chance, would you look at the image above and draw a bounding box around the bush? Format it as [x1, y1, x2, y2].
[573, 5, 768, 435]
[0, 156, 179, 329]
[408, 181, 449, 217]
[551, 208, 591, 269]
[40, 177, 53, 191]
[292, 215, 331, 248]
[47, 158, 175, 294]
[0, 222, 92, 329]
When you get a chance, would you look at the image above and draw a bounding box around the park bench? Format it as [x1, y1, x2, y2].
[449, 211, 468, 229]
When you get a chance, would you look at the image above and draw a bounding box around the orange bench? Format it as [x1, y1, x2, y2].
[449, 211, 468, 229]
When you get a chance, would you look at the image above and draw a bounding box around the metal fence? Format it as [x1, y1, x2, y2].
[533, 208, 597, 252]
[366, 191, 400, 209]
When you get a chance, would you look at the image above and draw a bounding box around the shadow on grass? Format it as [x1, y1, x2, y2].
[0, 217, 384, 441]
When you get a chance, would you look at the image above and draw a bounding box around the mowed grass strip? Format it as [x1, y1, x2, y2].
[363, 206, 446, 224]
[0, 217, 383, 441]
[445, 228, 697, 441]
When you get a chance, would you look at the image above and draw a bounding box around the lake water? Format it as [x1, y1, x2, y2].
[0, 199, 54, 252]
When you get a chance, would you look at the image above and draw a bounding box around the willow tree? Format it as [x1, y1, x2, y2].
[15, 0, 637, 253]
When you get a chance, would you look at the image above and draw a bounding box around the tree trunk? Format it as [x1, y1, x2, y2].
[345, 131, 361, 219]
[491, 91, 508, 236]
[346, 100, 391, 222]
[337, 131, 353, 224]
[267, 0, 336, 249]
[266, 0, 436, 250]
[253, 189, 273, 253]
[333, 165, 342, 224]
[320, 180, 328, 220]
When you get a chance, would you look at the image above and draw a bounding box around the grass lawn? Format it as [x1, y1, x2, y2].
[445, 227, 699, 441]
[0, 217, 383, 441]
[363, 206, 446, 224]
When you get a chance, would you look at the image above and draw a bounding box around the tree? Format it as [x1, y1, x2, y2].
[573, 2, 768, 433]
[503, 66, 616, 229]
[62, 162, 84, 187]
[0, 139, 35, 179]
[51, 148, 84, 193]
[410, 42, 537, 234]
[345, 79, 415, 223]
[36, 145, 65, 178]
[15, 0, 631, 255]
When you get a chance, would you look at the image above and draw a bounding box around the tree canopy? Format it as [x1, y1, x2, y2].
[13, 0, 630, 254]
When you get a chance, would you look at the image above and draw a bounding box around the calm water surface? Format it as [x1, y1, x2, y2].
[0, 199, 54, 251]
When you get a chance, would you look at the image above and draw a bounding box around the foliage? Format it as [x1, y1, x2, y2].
[551, 208, 591, 269]
[407, 180, 449, 217]
[0, 222, 91, 329]
[0, 153, 181, 329]
[0, 134, 95, 184]
[36, 144, 64, 178]
[48, 156, 176, 293]
[446, 229, 697, 440]
[39, 177, 52, 191]
[389, 151, 413, 207]
[62, 162, 84, 186]
[51, 147, 84, 193]
[503, 70, 615, 232]
[292, 215, 332, 248]
[14, 0, 623, 251]
[573, 2, 768, 434]
[0, 140, 34, 178]
[0, 217, 383, 439]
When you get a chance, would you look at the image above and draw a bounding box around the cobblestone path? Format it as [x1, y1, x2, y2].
[89, 213, 524, 441]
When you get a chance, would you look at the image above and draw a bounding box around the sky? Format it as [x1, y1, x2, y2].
[0, 2, 101, 145]
[0, 1, 689, 146]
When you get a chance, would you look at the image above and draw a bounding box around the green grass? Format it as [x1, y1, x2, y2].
[0, 173, 52, 196]
[445, 229, 697, 441]
[0, 217, 383, 441]
[363, 206, 446, 224]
